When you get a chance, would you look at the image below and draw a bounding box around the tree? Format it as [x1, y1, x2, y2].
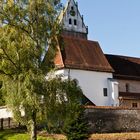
[42, 77, 82, 132]
[42, 76, 89, 140]
[62, 104, 89, 140]
[0, 81, 5, 106]
[0, 1, 62, 140]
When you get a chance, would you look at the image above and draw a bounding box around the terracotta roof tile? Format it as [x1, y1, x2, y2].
[55, 36, 113, 72]
[54, 45, 64, 68]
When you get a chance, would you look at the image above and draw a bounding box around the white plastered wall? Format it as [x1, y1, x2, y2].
[55, 69, 119, 106]
[0, 106, 12, 119]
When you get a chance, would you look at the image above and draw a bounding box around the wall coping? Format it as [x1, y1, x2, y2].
[85, 105, 140, 110]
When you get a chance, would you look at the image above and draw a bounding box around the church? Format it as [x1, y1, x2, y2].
[54, 0, 140, 108]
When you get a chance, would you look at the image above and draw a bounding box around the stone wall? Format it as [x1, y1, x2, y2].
[85, 106, 140, 133]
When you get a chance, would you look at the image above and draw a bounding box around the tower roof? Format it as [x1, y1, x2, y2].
[59, 0, 88, 39]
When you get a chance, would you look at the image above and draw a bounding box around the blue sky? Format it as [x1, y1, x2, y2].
[61, 0, 140, 57]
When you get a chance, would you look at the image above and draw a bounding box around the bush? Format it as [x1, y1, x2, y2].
[62, 104, 89, 140]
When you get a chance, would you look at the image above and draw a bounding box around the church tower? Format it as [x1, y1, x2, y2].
[59, 0, 88, 39]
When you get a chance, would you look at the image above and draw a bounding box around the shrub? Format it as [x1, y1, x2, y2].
[62, 104, 89, 140]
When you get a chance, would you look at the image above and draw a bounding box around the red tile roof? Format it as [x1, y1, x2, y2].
[106, 54, 140, 80]
[55, 36, 113, 72]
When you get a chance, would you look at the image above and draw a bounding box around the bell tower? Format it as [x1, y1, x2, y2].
[59, 0, 88, 39]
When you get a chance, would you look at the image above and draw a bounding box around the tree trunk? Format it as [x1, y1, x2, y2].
[30, 111, 37, 140]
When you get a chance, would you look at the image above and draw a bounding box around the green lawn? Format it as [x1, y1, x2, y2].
[0, 130, 53, 140]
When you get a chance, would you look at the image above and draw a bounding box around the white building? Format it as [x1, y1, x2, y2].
[54, 0, 119, 106]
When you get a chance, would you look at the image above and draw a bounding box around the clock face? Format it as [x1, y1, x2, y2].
[70, 10, 76, 16]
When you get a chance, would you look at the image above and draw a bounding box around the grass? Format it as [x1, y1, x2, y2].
[1, 130, 140, 140]
[0, 129, 53, 140]
[90, 132, 140, 140]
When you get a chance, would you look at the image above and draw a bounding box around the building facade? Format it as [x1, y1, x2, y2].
[106, 55, 140, 108]
[54, 0, 140, 108]
[55, 0, 119, 106]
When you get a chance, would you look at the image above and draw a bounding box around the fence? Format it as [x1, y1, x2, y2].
[0, 117, 20, 130]
[0, 106, 20, 130]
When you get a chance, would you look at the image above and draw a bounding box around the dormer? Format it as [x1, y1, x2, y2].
[59, 0, 88, 39]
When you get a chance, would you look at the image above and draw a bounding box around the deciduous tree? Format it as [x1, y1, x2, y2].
[43, 76, 89, 140]
[0, 0, 62, 140]
[43, 77, 83, 133]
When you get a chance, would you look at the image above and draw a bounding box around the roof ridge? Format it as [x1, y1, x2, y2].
[106, 54, 140, 60]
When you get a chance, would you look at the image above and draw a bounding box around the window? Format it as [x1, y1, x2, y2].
[74, 19, 77, 25]
[132, 103, 138, 108]
[103, 88, 108, 97]
[71, 6, 74, 10]
[69, 18, 72, 24]
[126, 83, 129, 92]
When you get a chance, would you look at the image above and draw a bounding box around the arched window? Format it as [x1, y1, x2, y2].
[71, 6, 74, 10]
[74, 19, 77, 25]
[69, 18, 72, 24]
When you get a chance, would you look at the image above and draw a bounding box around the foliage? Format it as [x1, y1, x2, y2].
[0, 0, 62, 140]
[41, 76, 89, 140]
[0, 1, 88, 140]
[0, 81, 5, 106]
[0, 90, 5, 106]
[62, 104, 89, 140]
[39, 76, 83, 133]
